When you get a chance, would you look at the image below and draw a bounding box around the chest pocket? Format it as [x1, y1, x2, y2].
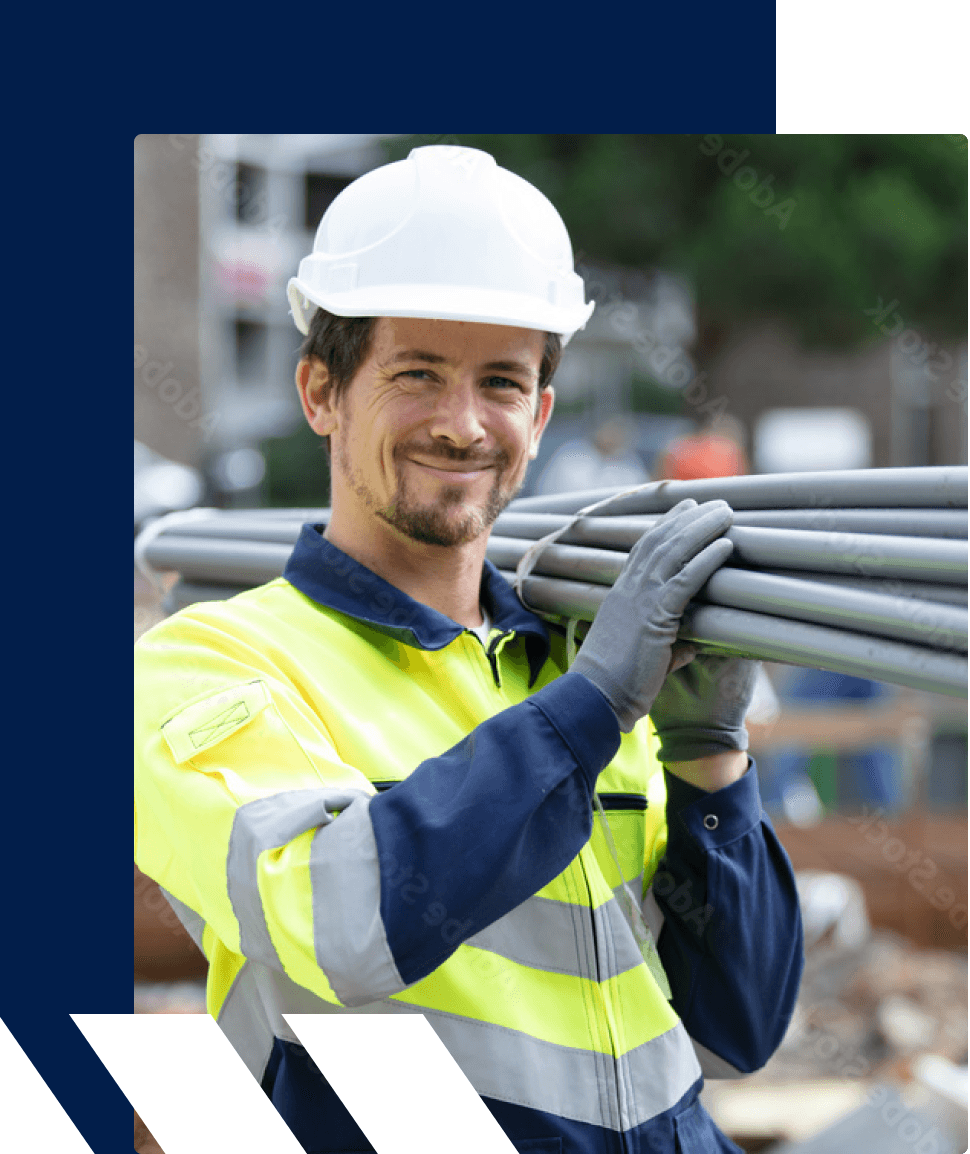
[161, 680, 270, 763]
[589, 795, 650, 891]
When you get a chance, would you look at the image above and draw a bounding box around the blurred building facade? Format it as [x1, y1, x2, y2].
[134, 134, 201, 467]
[196, 135, 403, 455]
[135, 134, 402, 501]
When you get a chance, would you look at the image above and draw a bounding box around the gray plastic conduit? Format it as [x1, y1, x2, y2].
[508, 465, 969, 516]
[161, 515, 967, 586]
[700, 568, 967, 652]
[493, 570, 967, 697]
[493, 508, 969, 541]
[491, 550, 968, 650]
[762, 570, 968, 607]
[136, 471, 969, 696]
[484, 529, 967, 586]
[155, 504, 970, 540]
[145, 536, 292, 586]
[679, 604, 968, 699]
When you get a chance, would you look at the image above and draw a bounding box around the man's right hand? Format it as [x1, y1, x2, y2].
[570, 498, 734, 732]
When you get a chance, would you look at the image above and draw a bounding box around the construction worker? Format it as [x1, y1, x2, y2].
[134, 145, 804, 1153]
[656, 414, 751, 482]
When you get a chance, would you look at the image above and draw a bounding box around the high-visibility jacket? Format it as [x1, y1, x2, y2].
[134, 526, 804, 1154]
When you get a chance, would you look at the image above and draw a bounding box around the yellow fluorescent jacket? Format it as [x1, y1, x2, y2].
[134, 528, 801, 1151]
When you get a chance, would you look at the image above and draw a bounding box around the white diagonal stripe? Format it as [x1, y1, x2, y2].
[0, 1017, 94, 1152]
[286, 1012, 519, 1153]
[72, 1014, 305, 1154]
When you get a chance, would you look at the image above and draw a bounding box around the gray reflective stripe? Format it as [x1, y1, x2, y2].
[215, 961, 280, 1083]
[159, 886, 206, 952]
[689, 1037, 746, 1080]
[592, 898, 652, 983]
[639, 883, 666, 943]
[307, 796, 406, 1006]
[466, 894, 642, 981]
[424, 1009, 702, 1131]
[216, 960, 418, 1084]
[594, 899, 647, 979]
[622, 1024, 704, 1129]
[214, 955, 701, 1131]
[227, 787, 374, 973]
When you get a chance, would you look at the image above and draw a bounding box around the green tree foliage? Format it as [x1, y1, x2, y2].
[386, 134, 967, 352]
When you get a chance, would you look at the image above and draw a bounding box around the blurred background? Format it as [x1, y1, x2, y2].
[134, 134, 968, 1152]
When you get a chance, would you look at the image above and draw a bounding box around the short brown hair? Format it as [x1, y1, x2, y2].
[299, 309, 562, 409]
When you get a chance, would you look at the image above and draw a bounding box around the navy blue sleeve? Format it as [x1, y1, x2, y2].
[368, 671, 621, 985]
[653, 759, 804, 1072]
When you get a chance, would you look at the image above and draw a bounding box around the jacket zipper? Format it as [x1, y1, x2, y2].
[484, 630, 508, 688]
[575, 848, 630, 1145]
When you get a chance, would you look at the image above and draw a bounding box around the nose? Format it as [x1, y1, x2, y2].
[427, 378, 487, 449]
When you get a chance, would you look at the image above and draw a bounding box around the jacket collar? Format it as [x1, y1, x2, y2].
[283, 524, 551, 686]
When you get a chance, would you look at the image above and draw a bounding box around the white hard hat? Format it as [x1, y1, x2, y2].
[287, 145, 594, 345]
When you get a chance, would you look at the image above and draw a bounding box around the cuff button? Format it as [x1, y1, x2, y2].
[703, 814, 719, 831]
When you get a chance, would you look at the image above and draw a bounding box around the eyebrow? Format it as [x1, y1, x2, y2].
[482, 359, 538, 378]
[387, 349, 449, 366]
[386, 349, 538, 378]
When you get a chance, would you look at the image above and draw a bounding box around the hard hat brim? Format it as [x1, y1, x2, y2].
[288, 279, 594, 345]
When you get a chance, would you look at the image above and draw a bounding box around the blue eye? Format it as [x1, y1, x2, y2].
[484, 376, 521, 391]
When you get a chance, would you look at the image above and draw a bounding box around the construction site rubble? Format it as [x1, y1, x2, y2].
[703, 870, 968, 1151]
[763, 872, 967, 1083]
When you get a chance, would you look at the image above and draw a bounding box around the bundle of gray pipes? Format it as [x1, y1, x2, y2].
[136, 465, 969, 698]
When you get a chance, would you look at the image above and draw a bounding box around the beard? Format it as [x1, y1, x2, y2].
[335, 437, 520, 548]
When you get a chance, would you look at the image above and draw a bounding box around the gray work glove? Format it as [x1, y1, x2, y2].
[571, 499, 735, 733]
[649, 651, 760, 763]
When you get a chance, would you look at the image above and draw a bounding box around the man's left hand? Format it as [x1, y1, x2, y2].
[650, 652, 760, 790]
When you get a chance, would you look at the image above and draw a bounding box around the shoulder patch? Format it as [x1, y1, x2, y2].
[161, 680, 271, 764]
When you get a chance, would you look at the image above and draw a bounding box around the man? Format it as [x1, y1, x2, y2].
[134, 144, 803, 1153]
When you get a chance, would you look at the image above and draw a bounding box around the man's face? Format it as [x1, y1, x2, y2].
[309, 317, 554, 548]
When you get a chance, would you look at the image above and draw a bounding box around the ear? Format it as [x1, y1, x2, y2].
[296, 357, 338, 437]
[529, 386, 555, 459]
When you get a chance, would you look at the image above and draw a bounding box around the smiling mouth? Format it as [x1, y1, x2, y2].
[407, 458, 495, 477]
